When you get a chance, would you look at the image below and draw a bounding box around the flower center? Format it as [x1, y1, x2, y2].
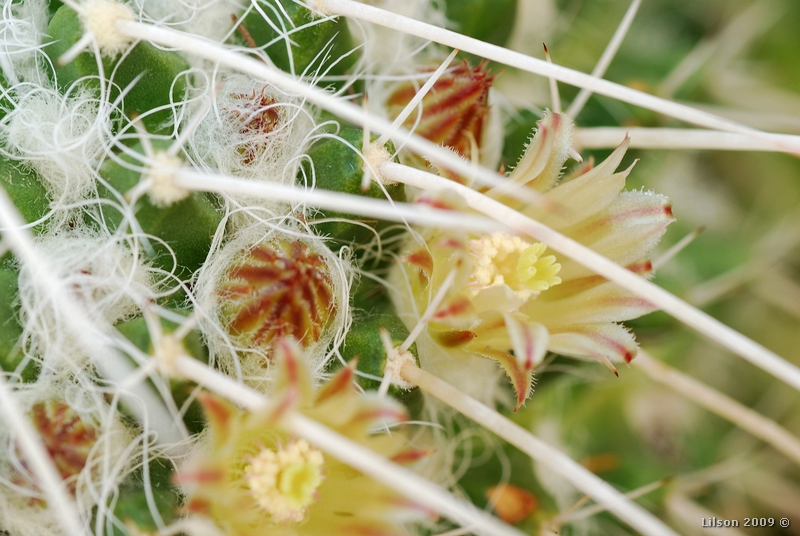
[244, 439, 324, 523]
[470, 233, 562, 299]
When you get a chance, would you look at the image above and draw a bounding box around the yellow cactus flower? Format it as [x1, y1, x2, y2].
[390, 111, 675, 409]
[176, 339, 432, 536]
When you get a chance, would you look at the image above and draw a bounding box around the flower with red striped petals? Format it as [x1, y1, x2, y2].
[390, 112, 674, 409]
[177, 339, 432, 536]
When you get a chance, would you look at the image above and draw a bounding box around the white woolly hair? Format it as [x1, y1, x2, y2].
[16, 230, 155, 369]
[0, 84, 108, 209]
[0, 375, 136, 536]
[0, 0, 51, 87]
[351, 0, 448, 74]
[187, 72, 315, 192]
[136, 0, 242, 42]
[194, 221, 351, 393]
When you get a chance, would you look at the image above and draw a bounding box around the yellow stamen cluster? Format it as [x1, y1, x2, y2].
[244, 439, 325, 523]
[470, 233, 561, 299]
[517, 242, 562, 292]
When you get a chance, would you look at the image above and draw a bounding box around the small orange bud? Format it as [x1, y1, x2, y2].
[486, 483, 538, 524]
[580, 452, 621, 474]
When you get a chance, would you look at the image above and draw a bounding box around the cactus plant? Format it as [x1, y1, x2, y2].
[1, 1, 799, 535]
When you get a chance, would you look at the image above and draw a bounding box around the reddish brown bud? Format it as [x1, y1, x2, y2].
[218, 240, 336, 351]
[16, 401, 98, 495]
[387, 61, 494, 161]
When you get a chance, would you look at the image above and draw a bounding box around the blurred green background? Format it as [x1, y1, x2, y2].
[460, 0, 800, 533]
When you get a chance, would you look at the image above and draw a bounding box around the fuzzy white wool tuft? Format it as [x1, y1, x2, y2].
[16, 232, 155, 367]
[187, 74, 315, 191]
[80, 0, 136, 57]
[1, 86, 107, 208]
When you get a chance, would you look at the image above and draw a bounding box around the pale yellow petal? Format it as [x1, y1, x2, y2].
[564, 190, 674, 245]
[548, 323, 639, 364]
[537, 167, 631, 230]
[503, 314, 549, 371]
[503, 111, 573, 193]
[523, 281, 658, 326]
[557, 190, 674, 281]
[470, 284, 525, 314]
